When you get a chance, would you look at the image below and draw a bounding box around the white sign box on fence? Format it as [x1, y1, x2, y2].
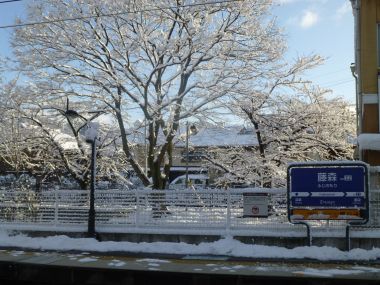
[243, 193, 269, 218]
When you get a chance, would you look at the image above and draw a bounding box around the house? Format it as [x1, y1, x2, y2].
[351, 0, 380, 165]
[174, 125, 256, 163]
[127, 125, 258, 183]
[170, 125, 258, 182]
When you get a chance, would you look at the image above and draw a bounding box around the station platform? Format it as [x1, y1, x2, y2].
[0, 248, 380, 284]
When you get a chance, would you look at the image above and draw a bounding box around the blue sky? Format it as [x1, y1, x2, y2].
[0, 0, 355, 103]
[273, 0, 355, 103]
[0, 0, 25, 61]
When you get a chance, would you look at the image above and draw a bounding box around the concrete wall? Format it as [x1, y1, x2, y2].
[19, 230, 380, 251]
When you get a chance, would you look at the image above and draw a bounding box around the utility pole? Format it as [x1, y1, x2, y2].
[185, 121, 189, 188]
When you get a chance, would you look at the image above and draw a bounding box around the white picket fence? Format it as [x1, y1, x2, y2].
[0, 187, 379, 237]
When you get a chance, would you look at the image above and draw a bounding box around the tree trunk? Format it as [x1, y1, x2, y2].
[114, 101, 150, 187]
[249, 114, 271, 188]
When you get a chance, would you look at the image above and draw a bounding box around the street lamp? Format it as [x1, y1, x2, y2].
[63, 99, 101, 239]
[84, 121, 99, 239]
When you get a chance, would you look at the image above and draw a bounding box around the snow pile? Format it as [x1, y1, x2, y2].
[1, 231, 380, 261]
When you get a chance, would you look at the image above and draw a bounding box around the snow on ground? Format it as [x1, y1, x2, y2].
[1, 230, 380, 261]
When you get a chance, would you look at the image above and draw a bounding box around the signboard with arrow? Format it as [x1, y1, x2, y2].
[287, 162, 369, 222]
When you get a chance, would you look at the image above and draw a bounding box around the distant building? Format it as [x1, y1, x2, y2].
[172, 125, 257, 182]
[128, 125, 258, 182]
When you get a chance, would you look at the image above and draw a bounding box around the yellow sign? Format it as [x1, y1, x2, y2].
[291, 209, 361, 220]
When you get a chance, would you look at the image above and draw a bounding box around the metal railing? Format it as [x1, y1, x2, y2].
[0, 187, 378, 237]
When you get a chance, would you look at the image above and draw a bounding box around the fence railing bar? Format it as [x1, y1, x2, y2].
[0, 188, 377, 236]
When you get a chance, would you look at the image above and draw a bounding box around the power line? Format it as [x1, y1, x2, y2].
[310, 67, 349, 80]
[324, 79, 354, 88]
[0, 0, 23, 4]
[318, 77, 353, 86]
[0, 0, 244, 29]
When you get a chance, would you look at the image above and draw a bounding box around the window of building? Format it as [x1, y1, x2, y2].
[181, 150, 205, 162]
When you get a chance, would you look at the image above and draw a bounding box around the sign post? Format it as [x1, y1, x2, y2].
[287, 162, 369, 249]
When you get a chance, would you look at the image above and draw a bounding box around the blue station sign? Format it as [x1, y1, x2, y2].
[287, 162, 369, 221]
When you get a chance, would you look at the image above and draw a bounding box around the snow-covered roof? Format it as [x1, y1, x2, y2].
[176, 126, 257, 147]
[127, 125, 257, 147]
[50, 130, 79, 151]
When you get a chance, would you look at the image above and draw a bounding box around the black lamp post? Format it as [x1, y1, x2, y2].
[64, 99, 100, 239]
[84, 122, 99, 238]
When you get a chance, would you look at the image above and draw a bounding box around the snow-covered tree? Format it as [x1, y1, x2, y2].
[0, 80, 129, 190]
[9, 0, 323, 189]
[206, 85, 355, 187]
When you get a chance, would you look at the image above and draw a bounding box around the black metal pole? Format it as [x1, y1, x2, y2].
[346, 224, 351, 251]
[185, 122, 189, 188]
[295, 221, 312, 246]
[88, 138, 96, 238]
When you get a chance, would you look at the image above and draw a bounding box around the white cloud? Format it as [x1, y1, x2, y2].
[300, 10, 319, 29]
[335, 2, 351, 21]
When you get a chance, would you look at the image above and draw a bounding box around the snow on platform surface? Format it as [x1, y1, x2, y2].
[2, 249, 380, 281]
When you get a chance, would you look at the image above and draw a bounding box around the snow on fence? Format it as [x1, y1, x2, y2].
[0, 187, 378, 237]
